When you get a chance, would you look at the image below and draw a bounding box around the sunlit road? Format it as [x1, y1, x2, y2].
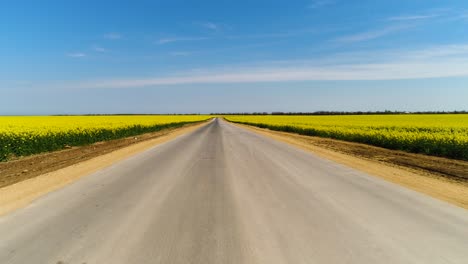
[1, 118, 467, 264]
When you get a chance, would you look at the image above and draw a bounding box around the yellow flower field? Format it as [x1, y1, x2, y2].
[0, 115, 210, 161]
[225, 114, 468, 160]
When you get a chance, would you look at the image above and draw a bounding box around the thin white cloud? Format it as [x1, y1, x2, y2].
[157, 38, 178, 44]
[228, 32, 298, 39]
[92, 46, 108, 52]
[460, 11, 468, 19]
[308, 0, 334, 9]
[336, 25, 409, 43]
[388, 14, 440, 21]
[200, 22, 219, 30]
[69, 62, 468, 88]
[159, 27, 330, 44]
[193, 21, 224, 31]
[169, 51, 191, 56]
[388, 8, 455, 21]
[156, 37, 209, 45]
[66, 52, 86, 58]
[103, 33, 122, 40]
[227, 28, 322, 40]
[406, 45, 468, 60]
[58, 43, 468, 88]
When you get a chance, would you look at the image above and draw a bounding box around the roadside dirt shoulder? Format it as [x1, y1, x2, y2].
[234, 123, 468, 209]
[0, 122, 207, 216]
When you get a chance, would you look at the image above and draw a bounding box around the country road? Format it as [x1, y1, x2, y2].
[0, 118, 467, 264]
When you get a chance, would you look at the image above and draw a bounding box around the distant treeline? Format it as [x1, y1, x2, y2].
[212, 111, 468, 116]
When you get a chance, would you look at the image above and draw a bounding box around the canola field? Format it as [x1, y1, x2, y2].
[225, 115, 468, 161]
[0, 115, 210, 161]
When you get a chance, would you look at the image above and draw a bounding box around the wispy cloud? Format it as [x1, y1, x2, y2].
[388, 14, 440, 21]
[103, 33, 122, 40]
[193, 21, 226, 31]
[156, 37, 208, 45]
[169, 51, 191, 56]
[336, 25, 409, 43]
[387, 8, 454, 21]
[460, 11, 468, 19]
[337, 8, 455, 43]
[157, 38, 178, 44]
[227, 28, 322, 40]
[66, 52, 86, 58]
[200, 22, 219, 30]
[58, 43, 468, 88]
[308, 0, 334, 9]
[407, 44, 468, 59]
[92, 45, 108, 52]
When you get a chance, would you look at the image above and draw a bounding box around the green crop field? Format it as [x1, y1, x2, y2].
[225, 115, 468, 161]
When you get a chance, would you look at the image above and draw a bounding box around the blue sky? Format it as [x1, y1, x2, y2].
[1, 0, 468, 114]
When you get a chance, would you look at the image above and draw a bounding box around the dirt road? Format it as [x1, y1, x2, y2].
[0, 118, 467, 263]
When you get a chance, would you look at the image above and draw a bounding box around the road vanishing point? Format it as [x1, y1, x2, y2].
[0, 118, 467, 264]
